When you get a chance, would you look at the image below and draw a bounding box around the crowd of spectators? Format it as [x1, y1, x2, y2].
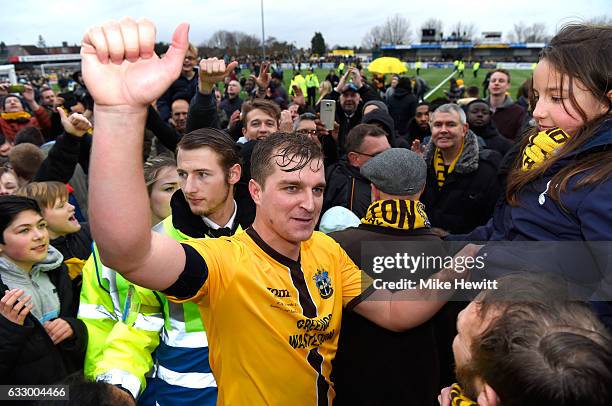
[0, 19, 610, 406]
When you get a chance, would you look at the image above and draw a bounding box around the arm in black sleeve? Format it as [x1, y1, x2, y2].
[34, 132, 82, 183]
[146, 105, 181, 152]
[186, 92, 220, 133]
[156, 88, 173, 122]
[358, 84, 381, 103]
[162, 243, 209, 300]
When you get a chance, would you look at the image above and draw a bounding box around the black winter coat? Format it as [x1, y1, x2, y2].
[387, 87, 417, 136]
[0, 264, 87, 385]
[329, 224, 449, 406]
[470, 122, 513, 158]
[323, 159, 371, 219]
[422, 132, 502, 234]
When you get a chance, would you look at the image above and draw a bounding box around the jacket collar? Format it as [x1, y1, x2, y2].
[425, 129, 480, 174]
[169, 191, 244, 238]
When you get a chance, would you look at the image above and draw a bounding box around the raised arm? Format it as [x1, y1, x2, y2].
[84, 18, 188, 290]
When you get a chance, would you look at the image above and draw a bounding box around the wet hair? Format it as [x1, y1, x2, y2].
[465, 273, 612, 406]
[15, 127, 45, 147]
[466, 86, 479, 98]
[507, 24, 612, 206]
[241, 99, 281, 128]
[144, 153, 176, 190]
[251, 132, 323, 187]
[0, 195, 42, 243]
[345, 123, 388, 153]
[15, 181, 69, 209]
[177, 128, 240, 177]
[8, 143, 45, 182]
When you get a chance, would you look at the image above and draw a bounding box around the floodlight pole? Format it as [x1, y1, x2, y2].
[260, 0, 266, 60]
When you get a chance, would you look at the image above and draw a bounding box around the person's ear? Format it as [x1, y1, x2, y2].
[249, 179, 262, 205]
[227, 164, 241, 186]
[370, 183, 380, 203]
[347, 151, 359, 167]
[476, 383, 500, 406]
[606, 90, 612, 103]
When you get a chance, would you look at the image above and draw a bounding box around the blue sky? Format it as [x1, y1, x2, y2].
[1, 0, 610, 48]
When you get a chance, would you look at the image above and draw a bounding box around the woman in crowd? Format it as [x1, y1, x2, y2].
[80, 154, 178, 401]
[0, 195, 86, 384]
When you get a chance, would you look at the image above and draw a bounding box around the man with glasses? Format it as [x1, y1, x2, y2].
[156, 43, 199, 121]
[294, 112, 339, 167]
[323, 124, 390, 218]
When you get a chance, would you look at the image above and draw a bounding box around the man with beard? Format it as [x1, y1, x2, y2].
[439, 273, 612, 406]
[82, 129, 249, 405]
[465, 99, 512, 158]
[403, 102, 431, 145]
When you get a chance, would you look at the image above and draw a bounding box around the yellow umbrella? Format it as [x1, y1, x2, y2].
[367, 57, 407, 74]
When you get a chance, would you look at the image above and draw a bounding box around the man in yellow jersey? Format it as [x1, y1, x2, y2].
[83, 18, 474, 405]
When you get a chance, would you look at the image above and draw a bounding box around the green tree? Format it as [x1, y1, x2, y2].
[310, 32, 326, 56]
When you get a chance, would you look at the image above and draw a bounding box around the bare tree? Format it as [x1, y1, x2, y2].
[362, 14, 412, 49]
[381, 14, 412, 44]
[449, 21, 477, 41]
[508, 21, 548, 42]
[586, 15, 612, 25]
[362, 25, 385, 49]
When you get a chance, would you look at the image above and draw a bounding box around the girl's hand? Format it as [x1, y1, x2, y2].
[44, 318, 74, 345]
[0, 289, 33, 326]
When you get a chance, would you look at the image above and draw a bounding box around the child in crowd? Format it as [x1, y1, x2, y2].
[17, 181, 92, 292]
[0, 195, 86, 384]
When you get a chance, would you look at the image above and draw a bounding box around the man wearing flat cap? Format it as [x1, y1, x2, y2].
[328, 148, 448, 406]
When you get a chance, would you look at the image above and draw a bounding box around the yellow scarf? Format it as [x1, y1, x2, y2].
[433, 141, 465, 188]
[1, 111, 31, 121]
[521, 127, 570, 171]
[450, 383, 479, 406]
[361, 199, 430, 230]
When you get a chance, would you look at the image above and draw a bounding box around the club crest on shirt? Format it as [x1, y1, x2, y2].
[313, 269, 333, 299]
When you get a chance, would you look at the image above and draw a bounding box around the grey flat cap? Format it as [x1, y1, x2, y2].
[360, 148, 427, 195]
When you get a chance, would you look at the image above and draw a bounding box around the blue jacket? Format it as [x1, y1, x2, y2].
[452, 119, 612, 327]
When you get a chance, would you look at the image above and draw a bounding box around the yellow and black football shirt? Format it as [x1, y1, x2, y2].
[164, 227, 368, 405]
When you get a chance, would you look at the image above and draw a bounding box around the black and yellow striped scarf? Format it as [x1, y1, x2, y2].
[450, 383, 478, 406]
[362, 199, 430, 230]
[433, 141, 465, 188]
[521, 127, 570, 171]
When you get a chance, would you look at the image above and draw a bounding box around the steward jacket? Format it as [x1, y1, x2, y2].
[80, 191, 247, 405]
[305, 73, 320, 89]
[323, 158, 371, 219]
[422, 131, 502, 234]
[0, 252, 87, 384]
[329, 223, 447, 406]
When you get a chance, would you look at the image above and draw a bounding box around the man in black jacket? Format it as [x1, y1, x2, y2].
[466, 99, 513, 158]
[327, 68, 381, 155]
[422, 103, 501, 234]
[329, 148, 447, 406]
[156, 43, 199, 121]
[323, 124, 390, 219]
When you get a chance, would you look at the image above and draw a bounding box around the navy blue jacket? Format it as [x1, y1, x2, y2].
[451, 119, 612, 327]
